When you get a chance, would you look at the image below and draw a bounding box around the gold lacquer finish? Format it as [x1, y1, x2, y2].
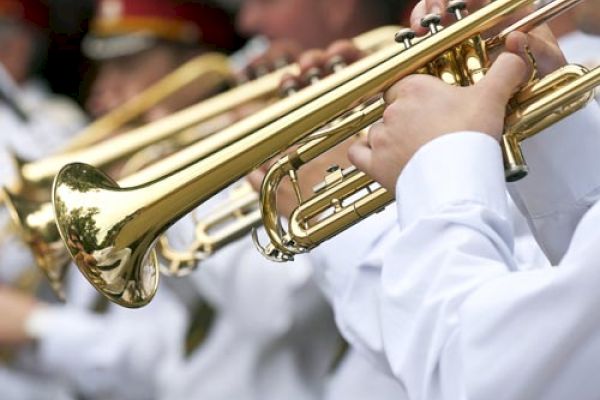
[55, 0, 599, 307]
[7, 27, 396, 304]
[12, 53, 233, 196]
[502, 64, 600, 180]
[51, 26, 401, 307]
[1, 53, 232, 298]
[2, 188, 69, 300]
[159, 182, 262, 277]
[256, 0, 600, 260]
[53, 0, 539, 306]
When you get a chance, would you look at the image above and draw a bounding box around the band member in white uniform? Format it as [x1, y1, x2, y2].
[323, 0, 600, 399]
[157, 1, 415, 399]
[0, 1, 237, 399]
[0, 1, 85, 399]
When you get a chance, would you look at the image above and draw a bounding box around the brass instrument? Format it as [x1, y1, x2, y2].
[255, 0, 600, 261]
[1, 53, 232, 298]
[156, 29, 399, 277]
[10, 53, 233, 199]
[14, 56, 289, 191]
[52, 23, 406, 307]
[159, 181, 261, 277]
[63, 53, 232, 152]
[9, 27, 397, 304]
[54, 0, 598, 308]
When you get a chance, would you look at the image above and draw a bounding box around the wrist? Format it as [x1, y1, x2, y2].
[396, 131, 508, 228]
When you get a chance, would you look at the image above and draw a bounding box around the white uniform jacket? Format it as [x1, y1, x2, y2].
[0, 68, 186, 400]
[327, 102, 600, 400]
[157, 189, 340, 400]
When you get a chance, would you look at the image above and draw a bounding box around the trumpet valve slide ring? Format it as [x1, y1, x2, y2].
[502, 134, 529, 182]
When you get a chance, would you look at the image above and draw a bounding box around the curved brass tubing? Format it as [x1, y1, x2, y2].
[52, 0, 538, 307]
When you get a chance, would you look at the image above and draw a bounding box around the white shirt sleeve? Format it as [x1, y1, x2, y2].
[507, 102, 600, 263]
[376, 128, 600, 400]
[25, 277, 187, 400]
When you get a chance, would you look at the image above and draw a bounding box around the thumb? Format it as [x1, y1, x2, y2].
[481, 52, 529, 103]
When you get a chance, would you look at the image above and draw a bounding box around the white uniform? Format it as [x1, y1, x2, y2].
[157, 191, 340, 400]
[324, 349, 408, 400]
[317, 102, 600, 400]
[0, 67, 86, 400]
[0, 66, 187, 400]
[21, 268, 186, 400]
[559, 30, 600, 68]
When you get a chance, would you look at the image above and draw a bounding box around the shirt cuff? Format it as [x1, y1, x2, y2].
[25, 305, 97, 340]
[24, 305, 62, 339]
[396, 132, 508, 228]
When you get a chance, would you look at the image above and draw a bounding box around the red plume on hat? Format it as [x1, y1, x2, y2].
[0, 0, 49, 29]
[84, 0, 236, 59]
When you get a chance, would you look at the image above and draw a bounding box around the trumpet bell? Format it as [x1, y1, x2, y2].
[52, 163, 159, 308]
[2, 188, 68, 301]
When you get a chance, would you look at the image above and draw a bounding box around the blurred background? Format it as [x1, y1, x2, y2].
[42, 0, 243, 106]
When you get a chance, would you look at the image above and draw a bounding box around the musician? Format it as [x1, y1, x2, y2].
[0, 2, 237, 400]
[0, 0, 85, 182]
[235, 1, 422, 399]
[156, 1, 415, 400]
[83, 0, 236, 121]
[326, 0, 600, 398]
[235, 0, 413, 79]
[0, 1, 86, 398]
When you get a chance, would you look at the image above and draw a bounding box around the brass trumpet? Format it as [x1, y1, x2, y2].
[53, 20, 411, 307]
[254, 0, 600, 261]
[10, 53, 233, 199]
[158, 181, 261, 277]
[8, 27, 398, 303]
[0, 52, 231, 299]
[55, 0, 598, 308]
[17, 25, 397, 191]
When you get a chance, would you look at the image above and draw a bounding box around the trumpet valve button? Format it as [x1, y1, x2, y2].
[395, 29, 417, 49]
[326, 55, 347, 73]
[447, 0, 467, 19]
[420, 14, 442, 33]
[280, 78, 299, 97]
[305, 67, 322, 85]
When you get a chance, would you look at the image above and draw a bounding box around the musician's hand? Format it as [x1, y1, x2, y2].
[504, 28, 566, 77]
[279, 40, 365, 93]
[349, 52, 527, 193]
[240, 39, 303, 82]
[410, 0, 567, 75]
[0, 286, 41, 345]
